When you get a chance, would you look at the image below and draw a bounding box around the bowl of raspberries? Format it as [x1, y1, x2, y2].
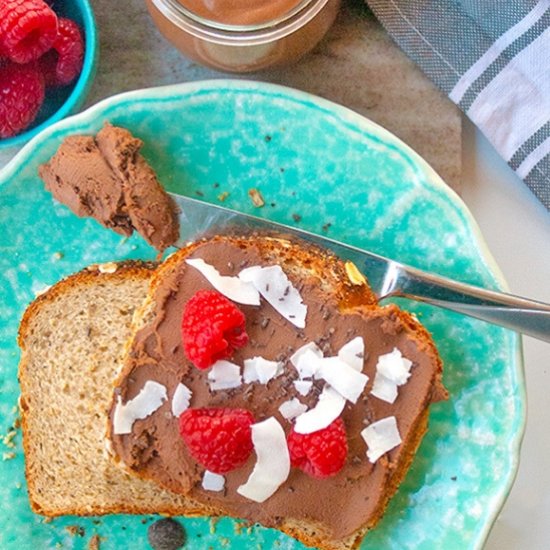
[0, 0, 97, 148]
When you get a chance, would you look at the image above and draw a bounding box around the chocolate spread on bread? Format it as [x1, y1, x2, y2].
[109, 237, 446, 540]
[39, 123, 179, 252]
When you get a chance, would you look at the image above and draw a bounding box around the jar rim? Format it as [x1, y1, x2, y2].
[150, 0, 331, 45]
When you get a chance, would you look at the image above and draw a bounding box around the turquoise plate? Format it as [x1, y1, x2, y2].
[0, 80, 525, 550]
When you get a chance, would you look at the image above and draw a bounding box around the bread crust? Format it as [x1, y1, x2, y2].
[17, 261, 156, 346]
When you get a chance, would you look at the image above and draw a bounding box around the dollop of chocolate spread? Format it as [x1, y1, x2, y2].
[109, 239, 446, 539]
[38, 123, 179, 252]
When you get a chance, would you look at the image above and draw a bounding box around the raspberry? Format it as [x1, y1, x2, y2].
[179, 408, 254, 474]
[0, 0, 58, 64]
[39, 17, 83, 86]
[182, 290, 248, 370]
[0, 61, 45, 138]
[287, 418, 348, 479]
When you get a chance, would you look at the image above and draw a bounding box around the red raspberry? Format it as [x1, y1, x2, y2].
[0, 61, 45, 138]
[0, 0, 58, 64]
[179, 408, 254, 474]
[39, 17, 83, 87]
[287, 418, 348, 479]
[182, 289, 248, 370]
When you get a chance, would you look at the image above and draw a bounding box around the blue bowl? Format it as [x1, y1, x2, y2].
[0, 0, 98, 150]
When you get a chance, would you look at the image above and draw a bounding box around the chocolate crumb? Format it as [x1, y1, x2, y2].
[88, 534, 101, 550]
[248, 188, 265, 207]
[66, 525, 85, 537]
[213, 182, 220, 188]
[321, 342, 332, 354]
[264, 135, 272, 142]
[148, 518, 186, 550]
[260, 318, 270, 329]
[322, 222, 332, 232]
[195, 190, 204, 197]
[292, 213, 301, 222]
[284, 285, 290, 296]
[322, 309, 331, 320]
[287, 486, 295, 493]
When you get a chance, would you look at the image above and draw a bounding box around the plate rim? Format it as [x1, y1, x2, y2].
[0, 78, 527, 549]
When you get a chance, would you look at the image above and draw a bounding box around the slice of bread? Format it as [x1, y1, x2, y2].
[107, 235, 446, 550]
[18, 238, 445, 550]
[17, 262, 207, 517]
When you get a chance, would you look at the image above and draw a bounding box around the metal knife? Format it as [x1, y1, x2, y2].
[169, 192, 550, 343]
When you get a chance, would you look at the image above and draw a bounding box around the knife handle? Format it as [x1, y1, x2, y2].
[385, 263, 550, 343]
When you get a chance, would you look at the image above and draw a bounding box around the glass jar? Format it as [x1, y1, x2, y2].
[145, 0, 341, 72]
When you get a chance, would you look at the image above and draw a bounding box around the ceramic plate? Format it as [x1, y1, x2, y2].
[0, 80, 525, 550]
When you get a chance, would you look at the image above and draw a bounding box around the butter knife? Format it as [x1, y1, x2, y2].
[169, 192, 550, 343]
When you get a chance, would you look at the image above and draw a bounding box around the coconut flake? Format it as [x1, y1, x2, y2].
[338, 337, 365, 372]
[316, 357, 368, 404]
[291, 346, 324, 379]
[243, 357, 283, 384]
[237, 417, 290, 502]
[202, 470, 225, 492]
[361, 416, 402, 463]
[208, 360, 242, 390]
[290, 342, 323, 366]
[239, 265, 307, 328]
[113, 381, 167, 435]
[278, 398, 308, 420]
[293, 385, 346, 434]
[370, 374, 398, 403]
[186, 258, 260, 305]
[376, 348, 413, 385]
[171, 383, 192, 417]
[370, 348, 413, 403]
[293, 380, 313, 396]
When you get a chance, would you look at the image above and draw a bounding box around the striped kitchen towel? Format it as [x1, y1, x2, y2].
[366, 0, 550, 210]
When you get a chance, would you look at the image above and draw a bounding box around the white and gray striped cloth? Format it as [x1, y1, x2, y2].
[366, 0, 550, 210]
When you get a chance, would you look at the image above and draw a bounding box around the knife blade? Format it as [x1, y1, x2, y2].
[169, 192, 550, 342]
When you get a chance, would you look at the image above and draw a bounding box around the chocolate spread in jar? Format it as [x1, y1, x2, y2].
[145, 0, 341, 72]
[177, 0, 305, 25]
[109, 237, 447, 540]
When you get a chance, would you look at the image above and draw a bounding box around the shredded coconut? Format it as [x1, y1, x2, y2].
[186, 258, 259, 305]
[239, 265, 307, 328]
[113, 381, 167, 435]
[237, 417, 290, 502]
